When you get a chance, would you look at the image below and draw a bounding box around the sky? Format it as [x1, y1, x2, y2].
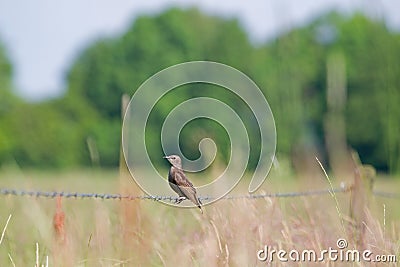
[0, 0, 399, 101]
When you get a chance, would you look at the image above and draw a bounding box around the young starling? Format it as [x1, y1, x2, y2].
[164, 155, 203, 213]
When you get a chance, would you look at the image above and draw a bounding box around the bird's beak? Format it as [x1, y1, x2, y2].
[163, 156, 168, 159]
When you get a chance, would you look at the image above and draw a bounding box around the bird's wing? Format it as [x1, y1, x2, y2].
[174, 170, 194, 189]
[169, 182, 186, 198]
[174, 170, 202, 208]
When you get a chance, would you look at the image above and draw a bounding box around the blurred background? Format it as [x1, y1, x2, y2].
[0, 0, 399, 177]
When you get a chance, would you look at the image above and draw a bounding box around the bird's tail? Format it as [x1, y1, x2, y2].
[198, 198, 203, 214]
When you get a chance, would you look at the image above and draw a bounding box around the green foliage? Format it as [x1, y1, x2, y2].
[336, 14, 400, 172]
[66, 7, 256, 168]
[253, 11, 400, 172]
[253, 23, 326, 154]
[1, 8, 400, 173]
[0, 40, 19, 163]
[0, 42, 13, 97]
[67, 8, 254, 118]
[2, 102, 87, 167]
[88, 118, 121, 167]
[0, 44, 99, 167]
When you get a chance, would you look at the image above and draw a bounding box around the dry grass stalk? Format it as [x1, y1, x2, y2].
[35, 242, 48, 267]
[8, 253, 16, 267]
[0, 168, 398, 266]
[0, 214, 12, 245]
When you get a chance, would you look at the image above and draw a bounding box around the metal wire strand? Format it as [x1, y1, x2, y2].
[0, 187, 398, 202]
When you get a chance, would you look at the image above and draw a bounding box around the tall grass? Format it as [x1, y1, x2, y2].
[0, 168, 399, 266]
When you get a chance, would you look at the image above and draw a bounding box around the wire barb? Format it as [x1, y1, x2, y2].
[0, 187, 398, 201]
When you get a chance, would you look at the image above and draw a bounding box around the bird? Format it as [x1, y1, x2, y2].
[163, 155, 203, 213]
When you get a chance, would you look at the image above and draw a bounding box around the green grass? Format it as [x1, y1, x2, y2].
[0, 168, 399, 266]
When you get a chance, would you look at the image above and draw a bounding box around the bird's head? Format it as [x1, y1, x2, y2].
[163, 155, 182, 168]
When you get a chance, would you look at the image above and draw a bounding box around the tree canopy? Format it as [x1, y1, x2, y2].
[1, 8, 399, 173]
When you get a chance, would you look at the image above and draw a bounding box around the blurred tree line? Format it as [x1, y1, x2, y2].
[0, 8, 399, 174]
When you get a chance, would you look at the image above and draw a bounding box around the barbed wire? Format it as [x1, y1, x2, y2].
[0, 187, 399, 202]
[204, 188, 347, 200]
[0, 188, 346, 201]
[372, 190, 400, 199]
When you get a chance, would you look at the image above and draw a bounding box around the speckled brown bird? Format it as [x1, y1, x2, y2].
[164, 155, 203, 213]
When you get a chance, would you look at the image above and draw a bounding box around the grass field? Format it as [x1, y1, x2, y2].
[0, 166, 399, 266]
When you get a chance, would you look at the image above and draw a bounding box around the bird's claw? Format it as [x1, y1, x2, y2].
[175, 196, 186, 204]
